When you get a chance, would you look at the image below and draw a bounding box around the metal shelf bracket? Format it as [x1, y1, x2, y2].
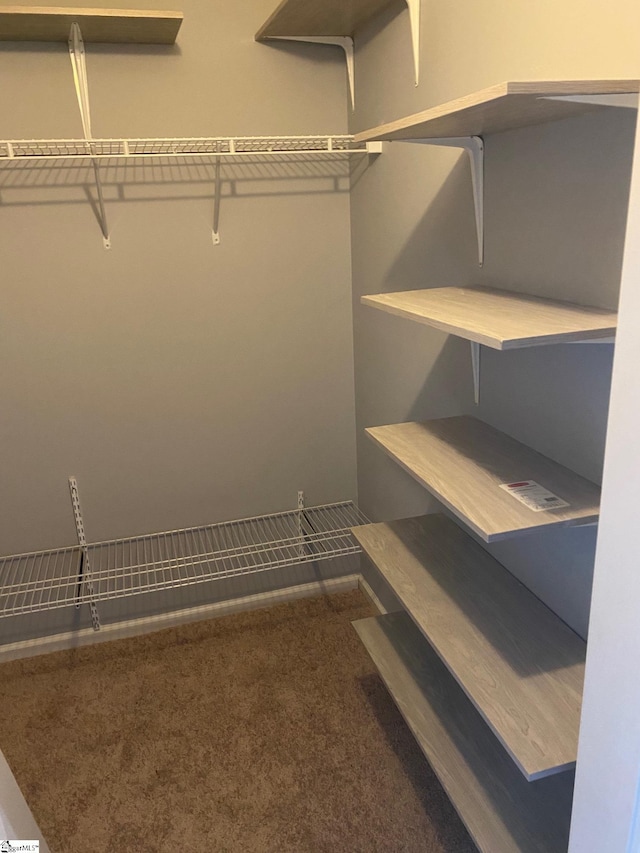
[411, 135, 484, 266]
[469, 336, 614, 406]
[470, 341, 481, 405]
[68, 22, 110, 249]
[68, 476, 101, 631]
[267, 36, 355, 109]
[405, 0, 421, 86]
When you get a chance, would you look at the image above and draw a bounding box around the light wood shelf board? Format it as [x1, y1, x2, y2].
[355, 80, 640, 142]
[366, 416, 600, 541]
[354, 611, 574, 852]
[362, 286, 617, 349]
[352, 514, 585, 780]
[0, 6, 183, 43]
[256, 0, 394, 40]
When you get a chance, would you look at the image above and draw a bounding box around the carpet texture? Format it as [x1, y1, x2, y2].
[0, 590, 476, 852]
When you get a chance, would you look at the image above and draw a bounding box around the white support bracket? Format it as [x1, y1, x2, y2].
[470, 341, 481, 405]
[405, 0, 421, 87]
[68, 22, 111, 249]
[212, 144, 222, 245]
[469, 336, 613, 407]
[266, 36, 355, 110]
[68, 476, 101, 631]
[411, 135, 484, 265]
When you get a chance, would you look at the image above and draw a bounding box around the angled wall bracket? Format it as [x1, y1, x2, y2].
[405, 0, 421, 86]
[469, 335, 614, 406]
[68, 22, 111, 249]
[410, 135, 484, 265]
[470, 342, 481, 405]
[266, 36, 355, 109]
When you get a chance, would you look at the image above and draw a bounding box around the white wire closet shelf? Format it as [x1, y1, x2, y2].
[0, 135, 375, 161]
[0, 501, 368, 619]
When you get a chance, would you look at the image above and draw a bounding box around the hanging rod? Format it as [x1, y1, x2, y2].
[0, 136, 382, 162]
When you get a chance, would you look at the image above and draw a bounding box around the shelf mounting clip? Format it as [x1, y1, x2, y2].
[410, 135, 484, 266]
[68, 21, 111, 249]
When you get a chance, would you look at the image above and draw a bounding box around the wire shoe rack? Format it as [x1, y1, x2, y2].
[0, 492, 368, 630]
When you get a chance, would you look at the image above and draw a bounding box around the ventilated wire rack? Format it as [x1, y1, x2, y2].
[0, 136, 372, 161]
[0, 501, 368, 618]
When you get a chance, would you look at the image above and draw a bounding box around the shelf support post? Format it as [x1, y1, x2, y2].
[297, 490, 305, 558]
[470, 341, 481, 405]
[212, 142, 222, 245]
[404, 0, 421, 86]
[68, 21, 111, 249]
[411, 135, 484, 266]
[264, 36, 355, 109]
[68, 476, 101, 632]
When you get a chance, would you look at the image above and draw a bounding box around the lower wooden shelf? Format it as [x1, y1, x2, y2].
[352, 514, 585, 780]
[353, 611, 574, 853]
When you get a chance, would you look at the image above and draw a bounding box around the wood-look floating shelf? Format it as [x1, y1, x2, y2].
[366, 415, 601, 541]
[355, 80, 638, 266]
[256, 0, 395, 39]
[362, 286, 617, 349]
[352, 514, 586, 781]
[256, 0, 421, 107]
[353, 611, 575, 852]
[0, 6, 183, 44]
[354, 80, 640, 142]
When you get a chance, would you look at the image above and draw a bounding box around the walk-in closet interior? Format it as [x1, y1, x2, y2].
[1, 1, 640, 851]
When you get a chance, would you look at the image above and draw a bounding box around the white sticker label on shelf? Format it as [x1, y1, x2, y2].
[499, 480, 570, 512]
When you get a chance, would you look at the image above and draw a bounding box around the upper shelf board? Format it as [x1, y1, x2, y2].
[362, 286, 617, 350]
[354, 80, 640, 142]
[366, 415, 601, 541]
[0, 6, 183, 43]
[256, 0, 394, 40]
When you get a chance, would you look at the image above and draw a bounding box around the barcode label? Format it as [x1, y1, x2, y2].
[499, 480, 570, 512]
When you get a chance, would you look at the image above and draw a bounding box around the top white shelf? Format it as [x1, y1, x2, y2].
[355, 80, 640, 142]
[256, 0, 395, 40]
[0, 6, 183, 44]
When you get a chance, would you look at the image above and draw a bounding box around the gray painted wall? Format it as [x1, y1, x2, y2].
[0, 0, 358, 560]
[349, 3, 638, 639]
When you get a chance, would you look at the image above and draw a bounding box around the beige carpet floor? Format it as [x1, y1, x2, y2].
[0, 590, 476, 852]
